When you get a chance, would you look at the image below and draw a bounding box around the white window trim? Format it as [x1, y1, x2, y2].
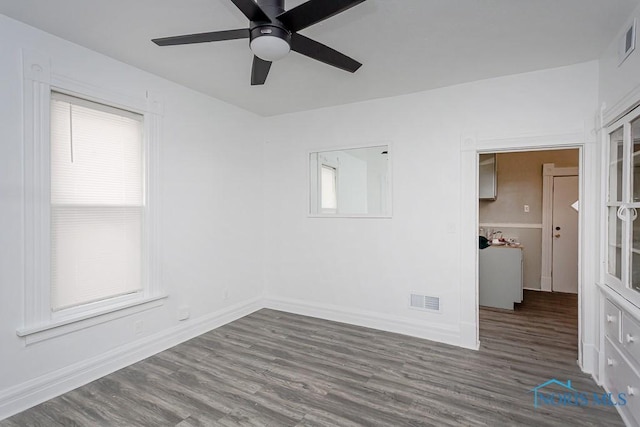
[19, 49, 165, 344]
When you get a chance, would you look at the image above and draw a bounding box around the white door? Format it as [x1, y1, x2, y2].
[552, 175, 579, 293]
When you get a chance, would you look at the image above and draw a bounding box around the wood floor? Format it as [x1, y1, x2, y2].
[2, 291, 624, 426]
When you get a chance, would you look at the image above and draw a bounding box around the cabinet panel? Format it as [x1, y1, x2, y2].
[605, 299, 622, 342]
[624, 313, 640, 367]
[479, 246, 522, 310]
[605, 337, 640, 425]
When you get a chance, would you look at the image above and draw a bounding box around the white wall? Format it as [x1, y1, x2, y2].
[599, 1, 640, 114]
[0, 14, 264, 418]
[335, 151, 368, 214]
[364, 150, 389, 215]
[263, 61, 599, 348]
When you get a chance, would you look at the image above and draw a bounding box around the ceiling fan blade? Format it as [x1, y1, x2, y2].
[152, 29, 249, 46]
[229, 0, 271, 22]
[277, 0, 366, 32]
[251, 56, 272, 85]
[290, 33, 362, 73]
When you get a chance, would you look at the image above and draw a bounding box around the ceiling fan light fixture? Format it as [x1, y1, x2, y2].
[152, 0, 368, 85]
[249, 26, 292, 62]
[250, 35, 290, 61]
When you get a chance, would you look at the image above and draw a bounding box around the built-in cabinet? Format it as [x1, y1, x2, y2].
[604, 106, 640, 303]
[602, 105, 640, 425]
[602, 291, 640, 426]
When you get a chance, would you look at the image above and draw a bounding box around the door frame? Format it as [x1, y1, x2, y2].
[459, 129, 597, 375]
[541, 164, 579, 292]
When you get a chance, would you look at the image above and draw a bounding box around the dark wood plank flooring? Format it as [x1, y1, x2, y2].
[2, 291, 624, 426]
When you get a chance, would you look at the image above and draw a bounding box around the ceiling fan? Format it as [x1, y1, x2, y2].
[152, 0, 367, 85]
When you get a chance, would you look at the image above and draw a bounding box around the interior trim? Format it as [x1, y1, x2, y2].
[0, 297, 263, 421]
[479, 222, 542, 229]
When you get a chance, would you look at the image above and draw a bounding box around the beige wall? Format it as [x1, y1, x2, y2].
[479, 149, 579, 289]
[480, 149, 579, 223]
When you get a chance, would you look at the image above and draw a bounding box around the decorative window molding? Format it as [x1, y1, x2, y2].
[19, 49, 165, 343]
[601, 82, 640, 129]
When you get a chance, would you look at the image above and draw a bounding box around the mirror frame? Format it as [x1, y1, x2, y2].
[307, 142, 393, 218]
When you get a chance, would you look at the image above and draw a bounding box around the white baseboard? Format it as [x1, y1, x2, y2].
[0, 296, 487, 421]
[263, 296, 471, 349]
[459, 321, 480, 350]
[580, 342, 598, 378]
[0, 297, 263, 421]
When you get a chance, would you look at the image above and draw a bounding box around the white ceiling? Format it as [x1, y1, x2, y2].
[0, 0, 638, 116]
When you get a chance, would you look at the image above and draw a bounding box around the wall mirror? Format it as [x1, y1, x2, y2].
[309, 145, 391, 217]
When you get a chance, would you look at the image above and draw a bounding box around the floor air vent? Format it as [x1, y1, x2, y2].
[410, 294, 440, 312]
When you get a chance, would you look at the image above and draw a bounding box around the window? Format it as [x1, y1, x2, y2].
[604, 105, 640, 304]
[321, 165, 337, 213]
[50, 93, 144, 311]
[19, 59, 164, 342]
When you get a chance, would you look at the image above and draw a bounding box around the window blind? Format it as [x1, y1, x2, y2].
[50, 92, 144, 311]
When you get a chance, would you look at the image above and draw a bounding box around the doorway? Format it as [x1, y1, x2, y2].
[477, 148, 581, 359]
[551, 175, 579, 293]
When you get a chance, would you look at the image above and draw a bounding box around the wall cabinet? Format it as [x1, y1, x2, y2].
[479, 153, 497, 200]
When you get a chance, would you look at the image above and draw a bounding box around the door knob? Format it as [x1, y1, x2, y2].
[554, 234, 561, 238]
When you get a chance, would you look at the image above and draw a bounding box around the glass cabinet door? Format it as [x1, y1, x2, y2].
[608, 127, 624, 281]
[631, 118, 640, 291]
[605, 107, 640, 301]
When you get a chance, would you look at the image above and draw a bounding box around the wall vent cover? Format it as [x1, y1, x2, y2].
[619, 18, 637, 65]
[410, 294, 440, 311]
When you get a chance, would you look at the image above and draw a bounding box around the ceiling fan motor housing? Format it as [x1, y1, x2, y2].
[249, 0, 291, 48]
[250, 0, 291, 62]
[256, 0, 285, 17]
[249, 25, 291, 43]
